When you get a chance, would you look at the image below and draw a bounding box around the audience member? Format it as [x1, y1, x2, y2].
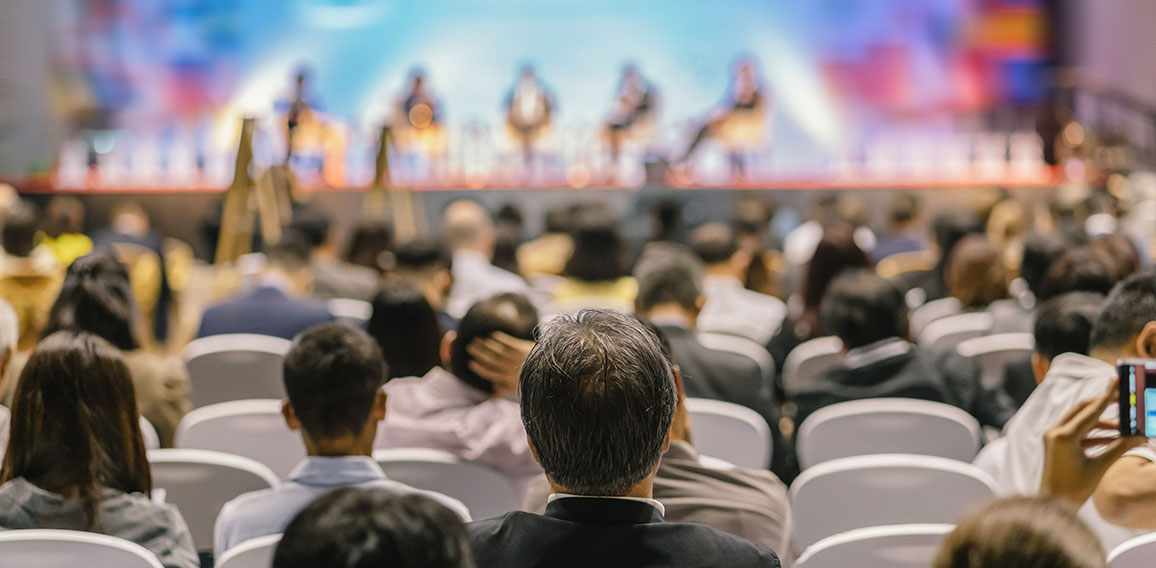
[442, 200, 529, 318]
[392, 237, 457, 332]
[899, 210, 983, 303]
[91, 201, 172, 341]
[0, 203, 64, 351]
[367, 280, 443, 380]
[288, 209, 380, 301]
[273, 488, 471, 568]
[492, 203, 525, 276]
[690, 222, 786, 346]
[1003, 292, 1104, 407]
[517, 207, 574, 279]
[793, 269, 1014, 430]
[945, 234, 1030, 333]
[377, 293, 543, 496]
[41, 253, 191, 446]
[1019, 233, 1067, 304]
[985, 198, 1029, 271]
[197, 238, 333, 339]
[214, 324, 468, 558]
[468, 309, 781, 567]
[874, 192, 925, 260]
[0, 300, 20, 461]
[934, 497, 1106, 568]
[40, 196, 92, 266]
[1088, 233, 1142, 281]
[1036, 247, 1118, 302]
[553, 212, 636, 311]
[342, 219, 393, 274]
[0, 331, 198, 568]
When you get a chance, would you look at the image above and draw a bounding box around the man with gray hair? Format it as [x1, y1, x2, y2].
[468, 309, 780, 567]
[442, 200, 529, 318]
[0, 298, 20, 459]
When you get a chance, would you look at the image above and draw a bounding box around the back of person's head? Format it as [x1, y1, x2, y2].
[1021, 234, 1066, 297]
[802, 225, 872, 312]
[945, 235, 1008, 308]
[887, 192, 920, 227]
[689, 223, 739, 266]
[930, 210, 983, 265]
[820, 269, 909, 349]
[42, 252, 139, 351]
[283, 324, 387, 441]
[1089, 234, 1142, 280]
[109, 200, 149, 236]
[442, 199, 493, 250]
[521, 309, 676, 495]
[264, 237, 312, 274]
[543, 207, 574, 234]
[287, 208, 333, 250]
[651, 198, 682, 242]
[43, 196, 85, 239]
[634, 244, 704, 312]
[450, 293, 538, 394]
[0, 331, 151, 527]
[934, 497, 1106, 568]
[394, 238, 452, 275]
[1089, 272, 1156, 353]
[368, 281, 442, 380]
[2, 203, 39, 258]
[562, 212, 628, 282]
[342, 220, 393, 273]
[1037, 247, 1118, 302]
[274, 488, 470, 568]
[1034, 292, 1104, 360]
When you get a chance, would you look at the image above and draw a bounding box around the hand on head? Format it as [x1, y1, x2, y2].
[467, 331, 534, 396]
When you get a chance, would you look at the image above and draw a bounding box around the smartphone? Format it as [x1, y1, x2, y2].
[1119, 359, 1156, 437]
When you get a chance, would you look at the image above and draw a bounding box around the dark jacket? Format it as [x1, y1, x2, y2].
[196, 286, 333, 340]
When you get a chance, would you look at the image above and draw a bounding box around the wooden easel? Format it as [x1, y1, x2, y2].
[214, 118, 284, 265]
[364, 125, 426, 240]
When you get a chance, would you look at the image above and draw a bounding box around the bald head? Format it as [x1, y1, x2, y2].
[442, 200, 495, 254]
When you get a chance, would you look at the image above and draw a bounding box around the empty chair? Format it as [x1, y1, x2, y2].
[139, 417, 160, 450]
[790, 454, 997, 548]
[173, 399, 305, 479]
[909, 297, 961, 337]
[0, 529, 164, 568]
[956, 332, 1035, 390]
[148, 449, 280, 551]
[782, 336, 843, 395]
[216, 534, 281, 568]
[183, 334, 291, 408]
[796, 398, 981, 469]
[327, 298, 373, 329]
[917, 312, 993, 353]
[796, 524, 954, 568]
[684, 397, 772, 470]
[374, 448, 515, 520]
[1109, 532, 1156, 568]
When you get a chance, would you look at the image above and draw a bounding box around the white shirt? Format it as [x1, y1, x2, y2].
[0, 405, 9, 462]
[548, 493, 666, 516]
[979, 353, 1143, 549]
[446, 250, 530, 318]
[698, 275, 786, 346]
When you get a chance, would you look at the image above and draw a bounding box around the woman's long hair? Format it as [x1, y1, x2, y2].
[367, 280, 443, 380]
[41, 252, 140, 351]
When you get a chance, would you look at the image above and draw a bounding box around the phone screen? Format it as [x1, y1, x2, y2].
[1119, 359, 1156, 437]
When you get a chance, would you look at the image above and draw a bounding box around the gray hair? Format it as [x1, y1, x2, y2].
[633, 243, 704, 311]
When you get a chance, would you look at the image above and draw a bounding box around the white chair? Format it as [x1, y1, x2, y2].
[790, 454, 998, 548]
[684, 398, 772, 470]
[796, 524, 955, 568]
[909, 297, 961, 337]
[139, 417, 160, 450]
[216, 534, 281, 568]
[697, 332, 776, 384]
[796, 398, 981, 469]
[183, 334, 292, 408]
[1109, 531, 1156, 567]
[917, 312, 993, 353]
[174, 399, 305, 480]
[327, 298, 373, 329]
[148, 449, 280, 551]
[374, 448, 516, 520]
[0, 529, 164, 568]
[782, 336, 843, 395]
[956, 332, 1035, 389]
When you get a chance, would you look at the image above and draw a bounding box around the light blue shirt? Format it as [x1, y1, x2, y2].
[213, 456, 470, 558]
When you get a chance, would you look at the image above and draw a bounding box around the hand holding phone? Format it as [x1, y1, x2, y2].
[1119, 359, 1156, 437]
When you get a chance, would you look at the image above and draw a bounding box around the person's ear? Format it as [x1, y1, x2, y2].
[1031, 352, 1050, 385]
[282, 399, 301, 432]
[526, 434, 540, 464]
[731, 249, 753, 274]
[661, 427, 672, 455]
[693, 295, 706, 316]
[1136, 322, 1156, 358]
[371, 389, 387, 422]
[441, 331, 456, 367]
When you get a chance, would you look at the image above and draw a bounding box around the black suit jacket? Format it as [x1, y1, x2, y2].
[196, 286, 334, 340]
[468, 497, 780, 568]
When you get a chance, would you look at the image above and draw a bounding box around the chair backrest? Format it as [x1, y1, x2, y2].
[909, 297, 961, 337]
[917, 312, 993, 353]
[684, 397, 772, 470]
[697, 332, 776, 384]
[174, 399, 305, 480]
[0, 529, 164, 568]
[790, 454, 997, 548]
[148, 449, 280, 551]
[139, 417, 160, 450]
[183, 334, 292, 408]
[956, 332, 1035, 389]
[326, 298, 373, 329]
[782, 336, 844, 395]
[796, 398, 981, 469]
[373, 448, 515, 520]
[796, 524, 955, 568]
[216, 533, 281, 568]
[1109, 532, 1156, 568]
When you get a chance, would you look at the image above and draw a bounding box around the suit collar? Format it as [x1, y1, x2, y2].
[544, 496, 665, 525]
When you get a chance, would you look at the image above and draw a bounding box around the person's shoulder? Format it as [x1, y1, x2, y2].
[362, 479, 472, 522]
[662, 522, 781, 565]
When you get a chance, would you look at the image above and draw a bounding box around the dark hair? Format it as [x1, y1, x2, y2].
[264, 237, 312, 273]
[1090, 273, 1156, 351]
[652, 198, 682, 242]
[43, 197, 86, 238]
[820, 269, 909, 349]
[934, 497, 1105, 568]
[801, 225, 872, 327]
[1034, 292, 1104, 360]
[888, 193, 920, 226]
[634, 244, 704, 311]
[42, 253, 139, 351]
[342, 220, 393, 273]
[367, 281, 442, 380]
[283, 324, 387, 440]
[689, 223, 739, 266]
[394, 238, 452, 273]
[945, 235, 1008, 308]
[931, 211, 983, 272]
[520, 309, 676, 495]
[1089, 234, 1142, 280]
[274, 488, 470, 568]
[492, 224, 522, 276]
[1, 331, 151, 528]
[562, 214, 629, 282]
[543, 207, 574, 234]
[2, 203, 39, 257]
[1037, 247, 1118, 302]
[450, 293, 538, 394]
[288, 208, 332, 249]
[1020, 234, 1066, 296]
